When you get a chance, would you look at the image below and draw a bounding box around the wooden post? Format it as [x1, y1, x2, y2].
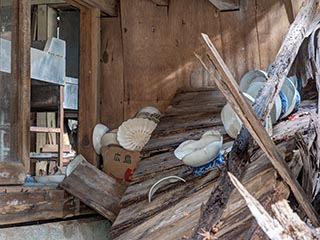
[59, 86, 64, 167]
[78, 7, 101, 166]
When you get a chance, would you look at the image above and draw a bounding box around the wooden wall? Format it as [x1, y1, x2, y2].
[100, 0, 299, 129]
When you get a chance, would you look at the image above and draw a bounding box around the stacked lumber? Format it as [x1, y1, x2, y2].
[110, 87, 315, 239]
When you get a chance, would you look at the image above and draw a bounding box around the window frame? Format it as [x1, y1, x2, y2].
[0, 0, 30, 185]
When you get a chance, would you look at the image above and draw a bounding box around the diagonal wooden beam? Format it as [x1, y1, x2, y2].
[198, 32, 320, 232]
[208, 0, 239, 11]
[234, 0, 317, 153]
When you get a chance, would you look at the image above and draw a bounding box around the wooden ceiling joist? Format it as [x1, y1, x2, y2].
[66, 0, 117, 16]
[208, 0, 239, 11]
[151, 0, 169, 6]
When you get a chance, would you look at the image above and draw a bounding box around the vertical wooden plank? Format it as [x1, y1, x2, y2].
[46, 112, 56, 144]
[256, 0, 290, 70]
[219, 0, 260, 82]
[36, 113, 47, 152]
[100, 17, 124, 129]
[37, 4, 48, 40]
[120, 0, 222, 121]
[78, 7, 100, 166]
[47, 6, 57, 38]
[291, 0, 304, 18]
[15, 1, 31, 172]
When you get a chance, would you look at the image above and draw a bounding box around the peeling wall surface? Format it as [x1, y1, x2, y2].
[0, 218, 111, 240]
[100, 0, 301, 128]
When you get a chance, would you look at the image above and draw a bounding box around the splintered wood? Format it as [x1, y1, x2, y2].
[229, 172, 320, 240]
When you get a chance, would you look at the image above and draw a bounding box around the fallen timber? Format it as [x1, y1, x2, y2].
[110, 86, 316, 239]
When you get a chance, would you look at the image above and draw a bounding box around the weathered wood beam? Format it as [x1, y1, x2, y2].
[195, 33, 320, 237]
[66, 0, 118, 16]
[0, 187, 95, 225]
[235, 0, 317, 153]
[77, 7, 101, 166]
[60, 156, 126, 222]
[1, 0, 65, 7]
[208, 0, 239, 11]
[151, 0, 169, 6]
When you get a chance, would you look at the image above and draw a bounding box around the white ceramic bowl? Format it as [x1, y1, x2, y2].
[117, 118, 157, 151]
[136, 106, 162, 123]
[34, 175, 65, 184]
[174, 130, 223, 167]
[280, 78, 298, 119]
[92, 123, 109, 155]
[239, 70, 268, 92]
[101, 130, 119, 147]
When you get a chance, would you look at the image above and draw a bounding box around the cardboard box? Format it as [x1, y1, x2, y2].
[101, 145, 141, 184]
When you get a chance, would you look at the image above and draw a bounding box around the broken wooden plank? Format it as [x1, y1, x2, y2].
[228, 172, 292, 240]
[0, 190, 64, 225]
[111, 170, 219, 237]
[60, 156, 126, 222]
[208, 0, 239, 11]
[230, 173, 320, 239]
[197, 33, 320, 233]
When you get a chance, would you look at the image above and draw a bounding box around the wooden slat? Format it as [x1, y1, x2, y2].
[151, 0, 169, 6]
[30, 126, 61, 133]
[154, 112, 222, 134]
[208, 0, 239, 11]
[66, 0, 117, 16]
[200, 32, 320, 227]
[142, 126, 228, 153]
[60, 157, 126, 222]
[165, 101, 225, 117]
[112, 170, 219, 238]
[78, 7, 100, 166]
[170, 89, 225, 107]
[131, 152, 184, 182]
